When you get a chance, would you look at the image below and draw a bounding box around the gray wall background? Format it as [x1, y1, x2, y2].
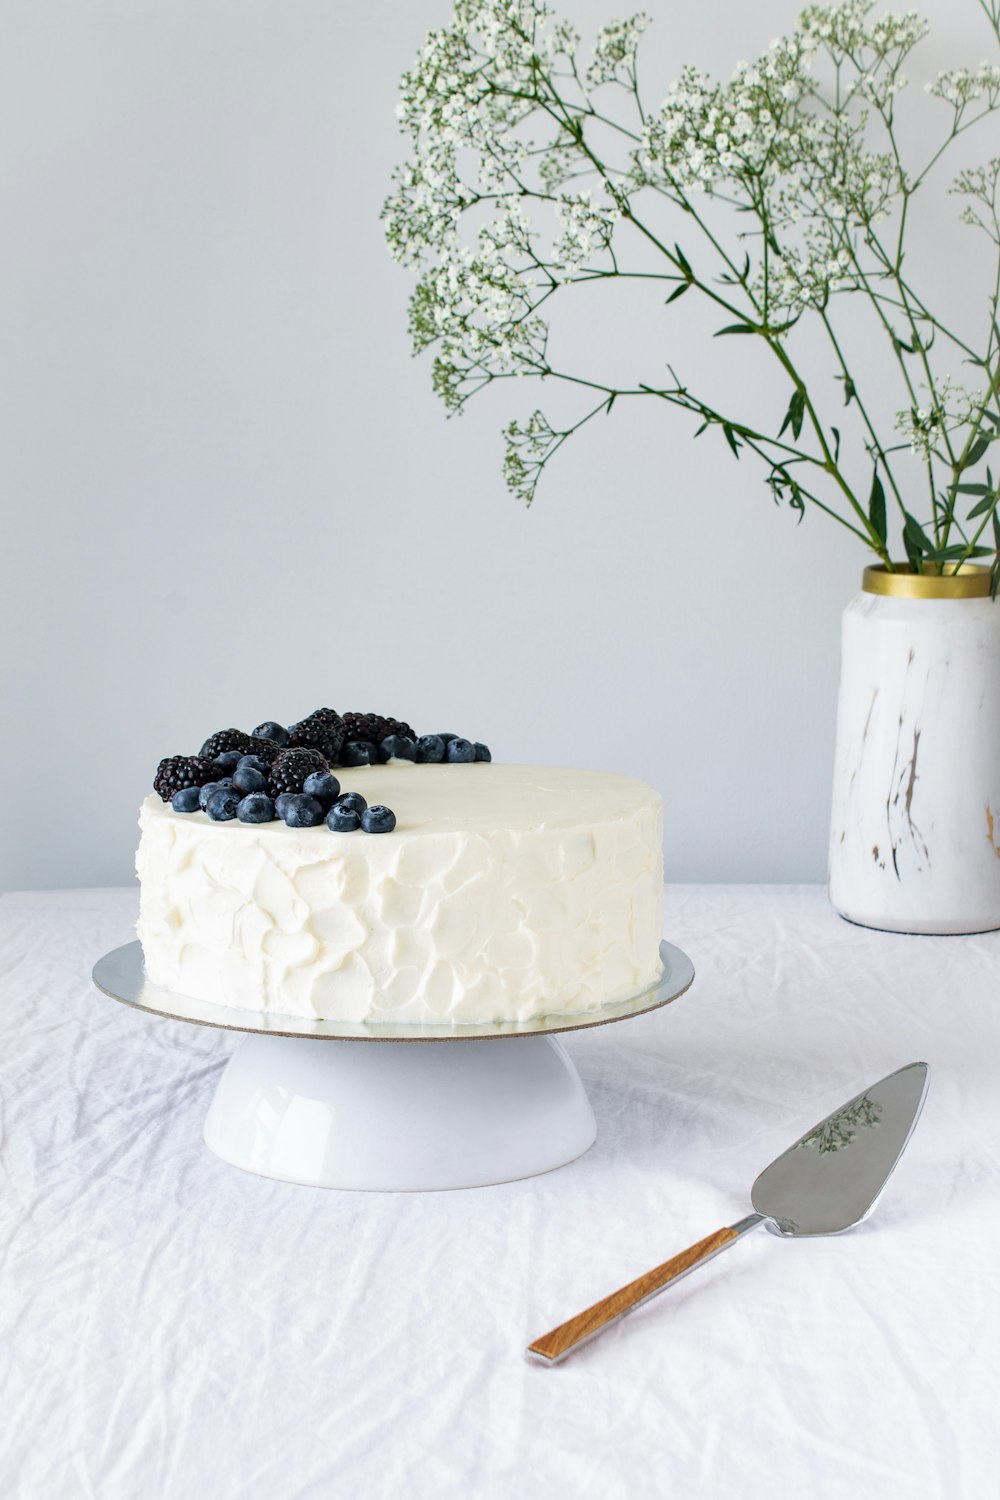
[1, 0, 992, 890]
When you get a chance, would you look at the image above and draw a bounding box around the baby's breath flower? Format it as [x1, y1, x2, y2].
[386, 0, 1000, 566]
[586, 13, 650, 87]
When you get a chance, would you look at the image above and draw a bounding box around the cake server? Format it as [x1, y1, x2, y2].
[526, 1060, 929, 1366]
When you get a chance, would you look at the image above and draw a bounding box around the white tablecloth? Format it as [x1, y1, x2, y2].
[2, 885, 998, 1499]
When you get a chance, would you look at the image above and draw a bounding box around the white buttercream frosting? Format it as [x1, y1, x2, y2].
[135, 763, 664, 1024]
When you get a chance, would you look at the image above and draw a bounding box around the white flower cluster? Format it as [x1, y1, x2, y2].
[927, 60, 1000, 107]
[586, 13, 650, 87]
[384, 0, 629, 416]
[952, 157, 1000, 239]
[407, 200, 547, 410]
[636, 34, 818, 197]
[895, 378, 985, 457]
[800, 0, 926, 56]
[552, 190, 620, 272]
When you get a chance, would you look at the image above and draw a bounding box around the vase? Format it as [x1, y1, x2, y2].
[828, 564, 1000, 934]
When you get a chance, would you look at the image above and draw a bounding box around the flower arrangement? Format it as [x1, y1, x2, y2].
[383, 0, 1000, 584]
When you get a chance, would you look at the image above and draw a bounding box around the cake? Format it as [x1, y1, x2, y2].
[136, 715, 665, 1026]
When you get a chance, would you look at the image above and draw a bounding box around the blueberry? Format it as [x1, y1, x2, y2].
[232, 766, 267, 795]
[237, 792, 275, 823]
[341, 740, 377, 767]
[414, 734, 445, 764]
[435, 733, 459, 745]
[334, 791, 367, 815]
[236, 754, 267, 776]
[212, 750, 242, 774]
[172, 786, 202, 813]
[473, 742, 491, 762]
[446, 737, 475, 764]
[274, 792, 296, 819]
[281, 794, 325, 828]
[199, 781, 221, 810]
[206, 786, 240, 821]
[327, 803, 361, 833]
[253, 721, 289, 747]
[361, 804, 396, 835]
[379, 734, 416, 762]
[303, 770, 341, 807]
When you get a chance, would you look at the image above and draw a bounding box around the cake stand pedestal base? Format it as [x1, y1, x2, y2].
[202, 1033, 598, 1191]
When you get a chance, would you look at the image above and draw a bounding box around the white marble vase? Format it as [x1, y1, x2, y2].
[829, 565, 1000, 934]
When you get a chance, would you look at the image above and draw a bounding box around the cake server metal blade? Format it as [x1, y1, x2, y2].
[527, 1061, 929, 1365]
[750, 1059, 930, 1236]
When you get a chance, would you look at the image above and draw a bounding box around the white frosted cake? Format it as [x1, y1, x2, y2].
[136, 762, 664, 1025]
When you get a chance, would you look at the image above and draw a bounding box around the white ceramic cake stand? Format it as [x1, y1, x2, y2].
[92, 941, 694, 1192]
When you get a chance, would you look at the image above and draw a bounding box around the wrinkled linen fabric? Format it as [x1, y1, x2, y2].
[1, 884, 997, 1500]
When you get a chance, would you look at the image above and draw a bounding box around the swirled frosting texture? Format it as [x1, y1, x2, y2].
[136, 764, 664, 1024]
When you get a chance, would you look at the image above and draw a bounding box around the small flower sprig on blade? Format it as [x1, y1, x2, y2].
[385, 0, 1000, 589]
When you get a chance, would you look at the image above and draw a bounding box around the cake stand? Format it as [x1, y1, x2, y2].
[92, 940, 694, 1192]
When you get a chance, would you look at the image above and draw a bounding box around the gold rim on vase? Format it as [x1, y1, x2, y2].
[862, 563, 994, 599]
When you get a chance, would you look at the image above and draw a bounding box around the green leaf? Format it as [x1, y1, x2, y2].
[832, 426, 841, 463]
[965, 435, 991, 466]
[903, 512, 933, 571]
[954, 483, 992, 495]
[839, 374, 856, 407]
[869, 471, 887, 545]
[714, 322, 758, 337]
[665, 281, 690, 304]
[722, 423, 742, 459]
[674, 243, 693, 278]
[605, 392, 617, 414]
[925, 543, 992, 561]
[693, 420, 709, 438]
[777, 388, 806, 441]
[967, 494, 998, 519]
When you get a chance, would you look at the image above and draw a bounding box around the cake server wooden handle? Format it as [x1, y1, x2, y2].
[526, 1213, 764, 1365]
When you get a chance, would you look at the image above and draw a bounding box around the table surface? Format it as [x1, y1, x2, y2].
[2, 885, 998, 1500]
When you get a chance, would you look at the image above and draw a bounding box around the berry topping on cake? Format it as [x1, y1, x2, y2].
[205, 786, 240, 821]
[252, 721, 289, 748]
[341, 712, 416, 747]
[281, 794, 326, 828]
[212, 750, 243, 775]
[327, 803, 361, 832]
[232, 764, 268, 796]
[361, 804, 397, 834]
[237, 793, 276, 823]
[340, 740, 377, 766]
[288, 708, 346, 763]
[414, 734, 445, 763]
[268, 747, 330, 798]
[199, 728, 255, 761]
[302, 771, 341, 807]
[446, 737, 475, 764]
[171, 786, 203, 813]
[335, 791, 367, 815]
[153, 755, 216, 802]
[379, 734, 416, 762]
[200, 728, 282, 765]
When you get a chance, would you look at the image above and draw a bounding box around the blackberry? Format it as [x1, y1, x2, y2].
[288, 708, 346, 763]
[341, 712, 416, 746]
[197, 727, 281, 765]
[153, 755, 215, 802]
[199, 728, 255, 761]
[268, 747, 330, 798]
